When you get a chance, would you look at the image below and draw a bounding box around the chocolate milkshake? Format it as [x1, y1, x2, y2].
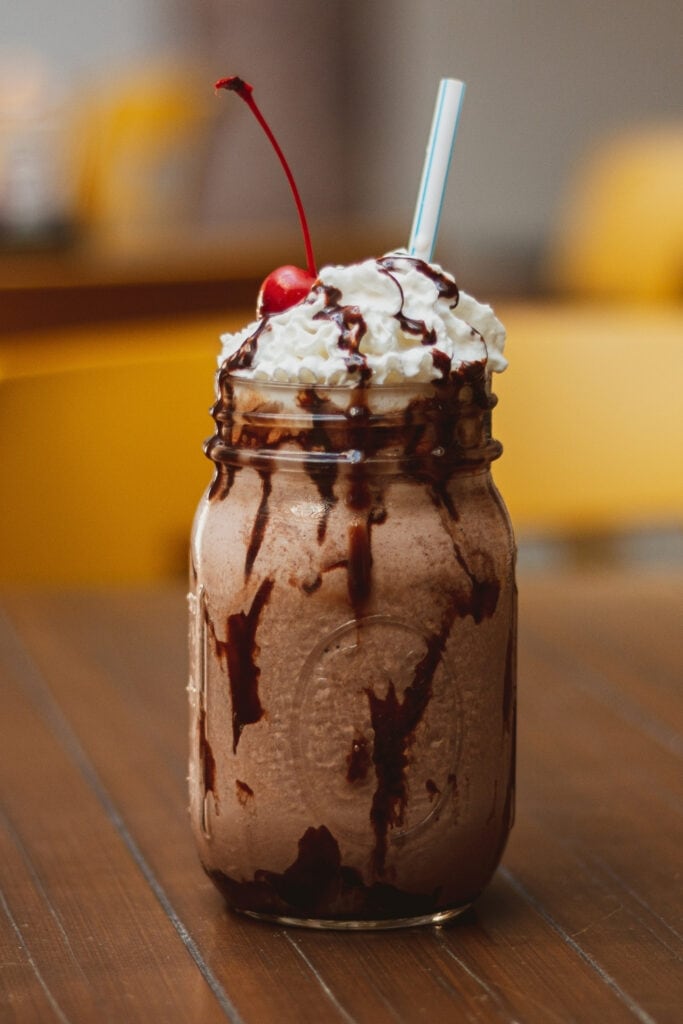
[188, 253, 516, 928]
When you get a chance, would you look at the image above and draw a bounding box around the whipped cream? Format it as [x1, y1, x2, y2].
[219, 252, 507, 385]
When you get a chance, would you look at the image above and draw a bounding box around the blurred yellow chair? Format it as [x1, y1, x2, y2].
[0, 316, 242, 586]
[72, 63, 214, 250]
[493, 302, 683, 537]
[547, 124, 683, 302]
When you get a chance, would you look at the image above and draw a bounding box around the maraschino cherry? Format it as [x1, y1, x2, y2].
[215, 76, 317, 317]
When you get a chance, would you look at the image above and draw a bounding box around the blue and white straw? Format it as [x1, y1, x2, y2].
[408, 78, 466, 261]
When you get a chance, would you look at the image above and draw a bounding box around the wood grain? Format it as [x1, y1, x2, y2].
[1, 570, 682, 1023]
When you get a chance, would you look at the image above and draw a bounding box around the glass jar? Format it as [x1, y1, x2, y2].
[188, 364, 516, 929]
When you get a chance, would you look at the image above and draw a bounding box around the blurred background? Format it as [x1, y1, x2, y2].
[1, 0, 682, 584]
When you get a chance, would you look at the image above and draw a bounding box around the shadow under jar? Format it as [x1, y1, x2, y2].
[188, 363, 516, 929]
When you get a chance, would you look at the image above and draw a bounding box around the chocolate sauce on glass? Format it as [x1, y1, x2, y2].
[312, 285, 372, 382]
[377, 254, 459, 307]
[365, 600, 458, 875]
[346, 734, 371, 783]
[235, 779, 254, 805]
[209, 577, 274, 753]
[198, 707, 216, 802]
[224, 316, 270, 373]
[205, 825, 443, 920]
[244, 469, 272, 579]
[377, 258, 437, 346]
[425, 779, 440, 802]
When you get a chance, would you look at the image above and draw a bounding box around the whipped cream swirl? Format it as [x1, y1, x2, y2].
[219, 252, 507, 385]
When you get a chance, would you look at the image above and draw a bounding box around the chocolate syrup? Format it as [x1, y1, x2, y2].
[205, 825, 444, 920]
[235, 779, 254, 805]
[301, 559, 348, 596]
[198, 707, 216, 803]
[347, 522, 372, 617]
[209, 577, 274, 753]
[312, 285, 372, 382]
[244, 468, 272, 579]
[365, 600, 459, 876]
[225, 316, 270, 373]
[438, 520, 501, 624]
[346, 734, 371, 783]
[450, 552, 501, 623]
[377, 258, 437, 346]
[378, 254, 459, 307]
[431, 348, 452, 378]
[425, 779, 440, 802]
[296, 388, 339, 542]
[207, 463, 236, 503]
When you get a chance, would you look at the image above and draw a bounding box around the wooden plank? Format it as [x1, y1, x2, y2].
[285, 877, 647, 1024]
[0, 610, 231, 1024]
[502, 591, 683, 1024]
[521, 570, 683, 733]
[4, 580, 676, 1022]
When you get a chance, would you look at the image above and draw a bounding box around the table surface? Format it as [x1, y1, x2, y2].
[1, 570, 681, 1023]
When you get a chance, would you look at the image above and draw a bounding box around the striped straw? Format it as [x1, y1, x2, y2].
[408, 78, 466, 261]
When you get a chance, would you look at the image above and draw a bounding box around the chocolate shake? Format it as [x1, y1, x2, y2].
[188, 253, 516, 928]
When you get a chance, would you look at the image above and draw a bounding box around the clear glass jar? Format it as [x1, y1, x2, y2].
[188, 365, 516, 929]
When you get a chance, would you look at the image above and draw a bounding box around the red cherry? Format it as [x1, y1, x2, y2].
[257, 265, 316, 317]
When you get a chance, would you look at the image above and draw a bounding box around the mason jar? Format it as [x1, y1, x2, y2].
[188, 363, 516, 929]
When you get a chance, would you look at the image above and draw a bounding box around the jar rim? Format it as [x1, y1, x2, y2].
[222, 365, 490, 394]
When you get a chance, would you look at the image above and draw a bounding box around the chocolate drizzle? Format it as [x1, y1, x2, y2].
[425, 779, 440, 802]
[198, 707, 217, 806]
[312, 285, 371, 382]
[245, 468, 272, 578]
[450, 548, 501, 624]
[363, 528, 502, 875]
[209, 578, 274, 753]
[430, 468, 503, 625]
[346, 734, 371, 783]
[431, 348, 452, 378]
[378, 254, 459, 307]
[365, 600, 459, 876]
[377, 257, 437, 346]
[296, 388, 339, 542]
[235, 779, 254, 806]
[341, 398, 387, 618]
[205, 825, 445, 920]
[208, 464, 236, 503]
[224, 316, 270, 373]
[347, 522, 373, 618]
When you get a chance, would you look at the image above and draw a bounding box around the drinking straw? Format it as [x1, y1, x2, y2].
[408, 78, 466, 261]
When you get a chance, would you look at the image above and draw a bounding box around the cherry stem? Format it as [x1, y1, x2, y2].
[216, 76, 317, 277]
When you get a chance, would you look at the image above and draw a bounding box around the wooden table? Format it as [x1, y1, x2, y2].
[1, 570, 681, 1023]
